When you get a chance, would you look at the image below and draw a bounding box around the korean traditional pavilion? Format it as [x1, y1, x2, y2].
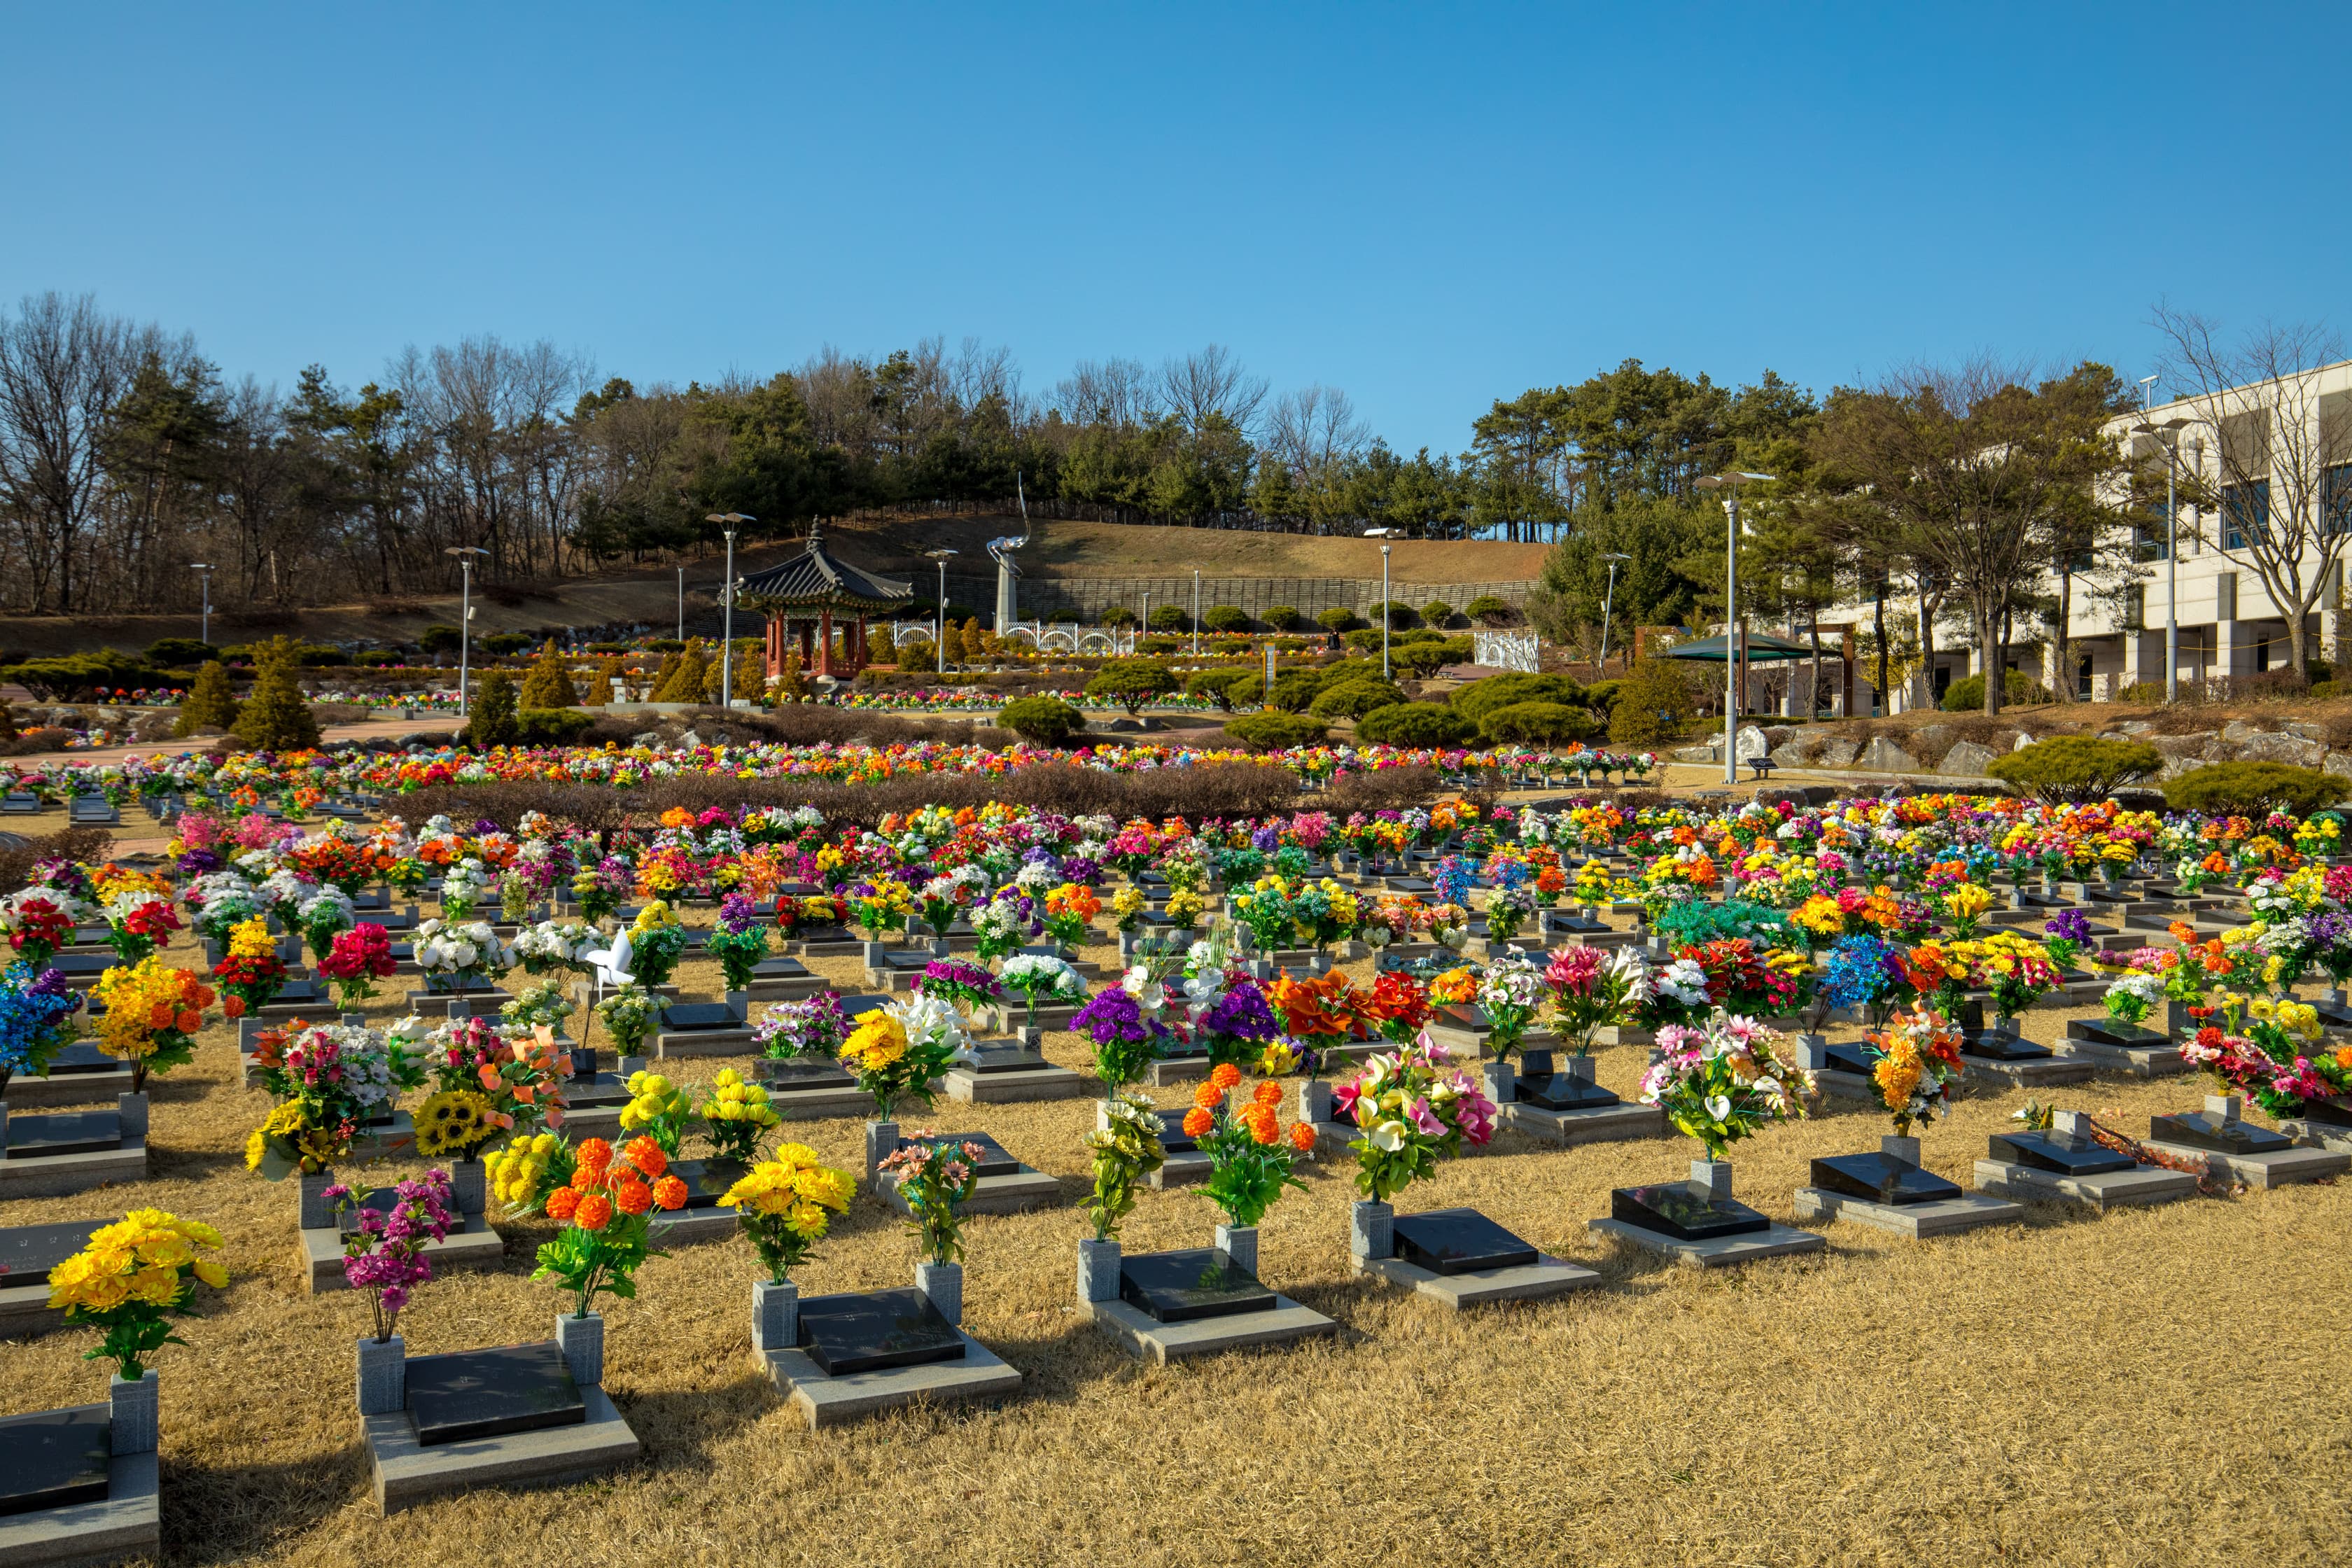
[734, 519, 915, 678]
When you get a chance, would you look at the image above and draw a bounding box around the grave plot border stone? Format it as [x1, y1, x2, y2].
[1789, 1135, 2025, 1240]
[2141, 1095, 2351, 1189]
[0, 1415, 159, 1566]
[1972, 1114, 2199, 1212]
[1586, 1160, 1827, 1269]
[0, 1096, 148, 1200]
[1350, 1204, 1599, 1309]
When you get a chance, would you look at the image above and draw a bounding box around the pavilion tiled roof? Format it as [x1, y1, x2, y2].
[734, 520, 914, 612]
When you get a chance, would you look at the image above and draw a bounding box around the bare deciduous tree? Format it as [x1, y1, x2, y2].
[2152, 305, 2352, 673]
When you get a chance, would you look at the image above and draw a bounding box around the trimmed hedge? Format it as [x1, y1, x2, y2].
[1983, 736, 2162, 804]
[1480, 700, 1595, 745]
[1452, 672, 1585, 725]
[997, 696, 1086, 746]
[1940, 670, 2052, 710]
[1354, 702, 1478, 747]
[1224, 713, 1328, 751]
[1308, 678, 1406, 720]
[2163, 762, 2348, 818]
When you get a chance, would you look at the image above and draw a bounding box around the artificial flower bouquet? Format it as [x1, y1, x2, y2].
[624, 901, 690, 988]
[0, 960, 84, 1095]
[875, 1133, 986, 1264]
[45, 1209, 230, 1382]
[1360, 970, 1432, 1046]
[844, 878, 915, 942]
[323, 1170, 454, 1342]
[500, 977, 577, 1037]
[618, 1068, 696, 1155]
[913, 958, 1001, 1018]
[0, 888, 86, 969]
[1936, 881, 1994, 939]
[535, 1135, 689, 1316]
[719, 1142, 856, 1281]
[1682, 938, 1812, 1021]
[414, 918, 512, 989]
[2103, 969, 2164, 1027]
[696, 1068, 782, 1162]
[1863, 1005, 1966, 1137]
[1334, 1042, 1497, 1200]
[839, 995, 964, 1115]
[104, 886, 182, 967]
[1474, 953, 1550, 1060]
[1954, 933, 2062, 1024]
[1185, 1064, 1316, 1227]
[244, 1019, 397, 1174]
[752, 990, 850, 1060]
[1191, 968, 1281, 1072]
[90, 957, 214, 1091]
[1083, 1091, 1167, 1242]
[1636, 953, 1715, 1031]
[513, 918, 597, 976]
[1041, 882, 1101, 949]
[209, 916, 289, 1021]
[318, 922, 397, 1008]
[706, 893, 773, 990]
[1110, 884, 1149, 936]
[593, 983, 660, 1054]
[298, 887, 357, 964]
[1162, 888, 1207, 933]
[1265, 969, 1373, 1070]
[972, 896, 1033, 962]
[413, 1015, 567, 1154]
[487, 1130, 578, 1216]
[2041, 908, 2093, 974]
[999, 951, 1086, 1030]
[1813, 934, 1912, 1023]
[1541, 944, 1652, 1054]
[1072, 983, 1167, 1088]
[1483, 881, 1541, 943]
[1638, 1014, 1813, 1161]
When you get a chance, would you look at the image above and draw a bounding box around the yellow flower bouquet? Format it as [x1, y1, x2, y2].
[718, 1142, 855, 1282]
[46, 1209, 230, 1381]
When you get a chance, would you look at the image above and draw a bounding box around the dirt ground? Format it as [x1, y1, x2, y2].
[1, 883, 2344, 1567]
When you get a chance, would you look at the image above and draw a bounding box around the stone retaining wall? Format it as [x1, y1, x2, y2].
[1674, 716, 2352, 780]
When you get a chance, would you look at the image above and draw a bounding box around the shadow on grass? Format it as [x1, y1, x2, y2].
[162, 1443, 371, 1564]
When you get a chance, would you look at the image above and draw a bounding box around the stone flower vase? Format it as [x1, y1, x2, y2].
[916, 1260, 964, 1326]
[556, 1311, 604, 1388]
[110, 1368, 158, 1456]
[1076, 1238, 1120, 1304]
[1881, 1135, 1922, 1168]
[356, 1334, 406, 1416]
[862, 1119, 899, 1186]
[1214, 1223, 1258, 1275]
[449, 1158, 487, 1217]
[1689, 1158, 1734, 1203]
[1481, 1059, 1515, 1105]
[752, 1278, 799, 1355]
[298, 1169, 339, 1231]
[1350, 1200, 1393, 1262]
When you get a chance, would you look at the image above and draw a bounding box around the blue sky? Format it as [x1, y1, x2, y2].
[4, 2, 2345, 453]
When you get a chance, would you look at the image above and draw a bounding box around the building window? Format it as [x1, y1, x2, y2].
[2222, 479, 2269, 550]
[2325, 463, 2352, 540]
[2123, 585, 2145, 630]
[2077, 654, 2093, 699]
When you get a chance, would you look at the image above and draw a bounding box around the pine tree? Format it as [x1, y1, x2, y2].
[230, 636, 321, 751]
[173, 659, 241, 736]
[518, 643, 579, 708]
[774, 650, 807, 702]
[651, 640, 708, 702]
[581, 654, 626, 707]
[465, 670, 521, 747]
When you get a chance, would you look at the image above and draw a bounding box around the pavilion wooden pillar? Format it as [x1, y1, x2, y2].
[764, 615, 787, 678]
[797, 622, 813, 666]
[818, 608, 834, 676]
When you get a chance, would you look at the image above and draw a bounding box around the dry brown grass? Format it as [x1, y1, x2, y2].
[4, 926, 2348, 1568]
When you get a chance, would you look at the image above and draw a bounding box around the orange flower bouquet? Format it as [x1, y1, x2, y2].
[533, 1135, 689, 1317]
[90, 957, 215, 1092]
[1184, 1064, 1316, 1228]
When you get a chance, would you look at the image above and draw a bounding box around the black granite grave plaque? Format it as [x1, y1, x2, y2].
[965, 1045, 1050, 1074]
[0, 1406, 111, 1516]
[659, 1002, 739, 1030]
[1608, 1183, 1771, 1240]
[41, 1042, 118, 1077]
[0, 1219, 104, 1287]
[2302, 1098, 2352, 1127]
[1392, 1208, 1538, 1274]
[405, 1340, 585, 1445]
[796, 1287, 966, 1375]
[2067, 1018, 2171, 1050]
[1153, 1110, 1198, 1154]
[668, 1157, 751, 1209]
[1963, 1030, 2053, 1062]
[2150, 1111, 2292, 1156]
[760, 1056, 857, 1091]
[1117, 1248, 1275, 1322]
[4, 1112, 122, 1160]
[1987, 1130, 2133, 1175]
[1808, 1153, 1962, 1206]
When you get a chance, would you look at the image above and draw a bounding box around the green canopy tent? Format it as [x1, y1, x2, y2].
[1664, 631, 1821, 720]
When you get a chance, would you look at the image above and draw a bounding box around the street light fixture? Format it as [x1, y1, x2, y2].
[188, 563, 214, 647]
[706, 514, 752, 706]
[1597, 552, 1632, 669]
[1192, 568, 1201, 658]
[2130, 418, 2192, 702]
[676, 566, 684, 643]
[1695, 472, 1774, 786]
[443, 546, 489, 718]
[1380, 545, 1392, 680]
[925, 550, 958, 674]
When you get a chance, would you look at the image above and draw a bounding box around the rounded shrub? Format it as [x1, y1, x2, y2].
[997, 696, 1087, 746]
[1264, 667, 1335, 712]
[1984, 736, 2164, 804]
[1084, 658, 1180, 717]
[1184, 668, 1254, 712]
[1224, 713, 1328, 751]
[1203, 605, 1250, 634]
[1451, 672, 1584, 726]
[1262, 605, 1303, 631]
[1607, 657, 1696, 746]
[515, 708, 596, 745]
[1373, 600, 1417, 629]
[1419, 599, 1455, 628]
[2163, 762, 2348, 818]
[1940, 670, 2052, 710]
[1316, 607, 1359, 633]
[1148, 604, 1190, 631]
[1480, 701, 1595, 746]
[1466, 594, 1513, 625]
[1355, 702, 1478, 748]
[1308, 678, 1406, 720]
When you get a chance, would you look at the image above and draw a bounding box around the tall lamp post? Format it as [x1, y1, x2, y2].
[1597, 552, 1631, 669]
[676, 566, 684, 643]
[1695, 472, 1774, 787]
[1380, 545, 1392, 680]
[926, 549, 957, 673]
[444, 545, 488, 718]
[1192, 568, 1201, 657]
[188, 562, 213, 647]
[706, 514, 752, 705]
[2130, 417, 2190, 702]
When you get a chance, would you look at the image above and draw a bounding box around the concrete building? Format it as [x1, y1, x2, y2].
[1847, 358, 2352, 709]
